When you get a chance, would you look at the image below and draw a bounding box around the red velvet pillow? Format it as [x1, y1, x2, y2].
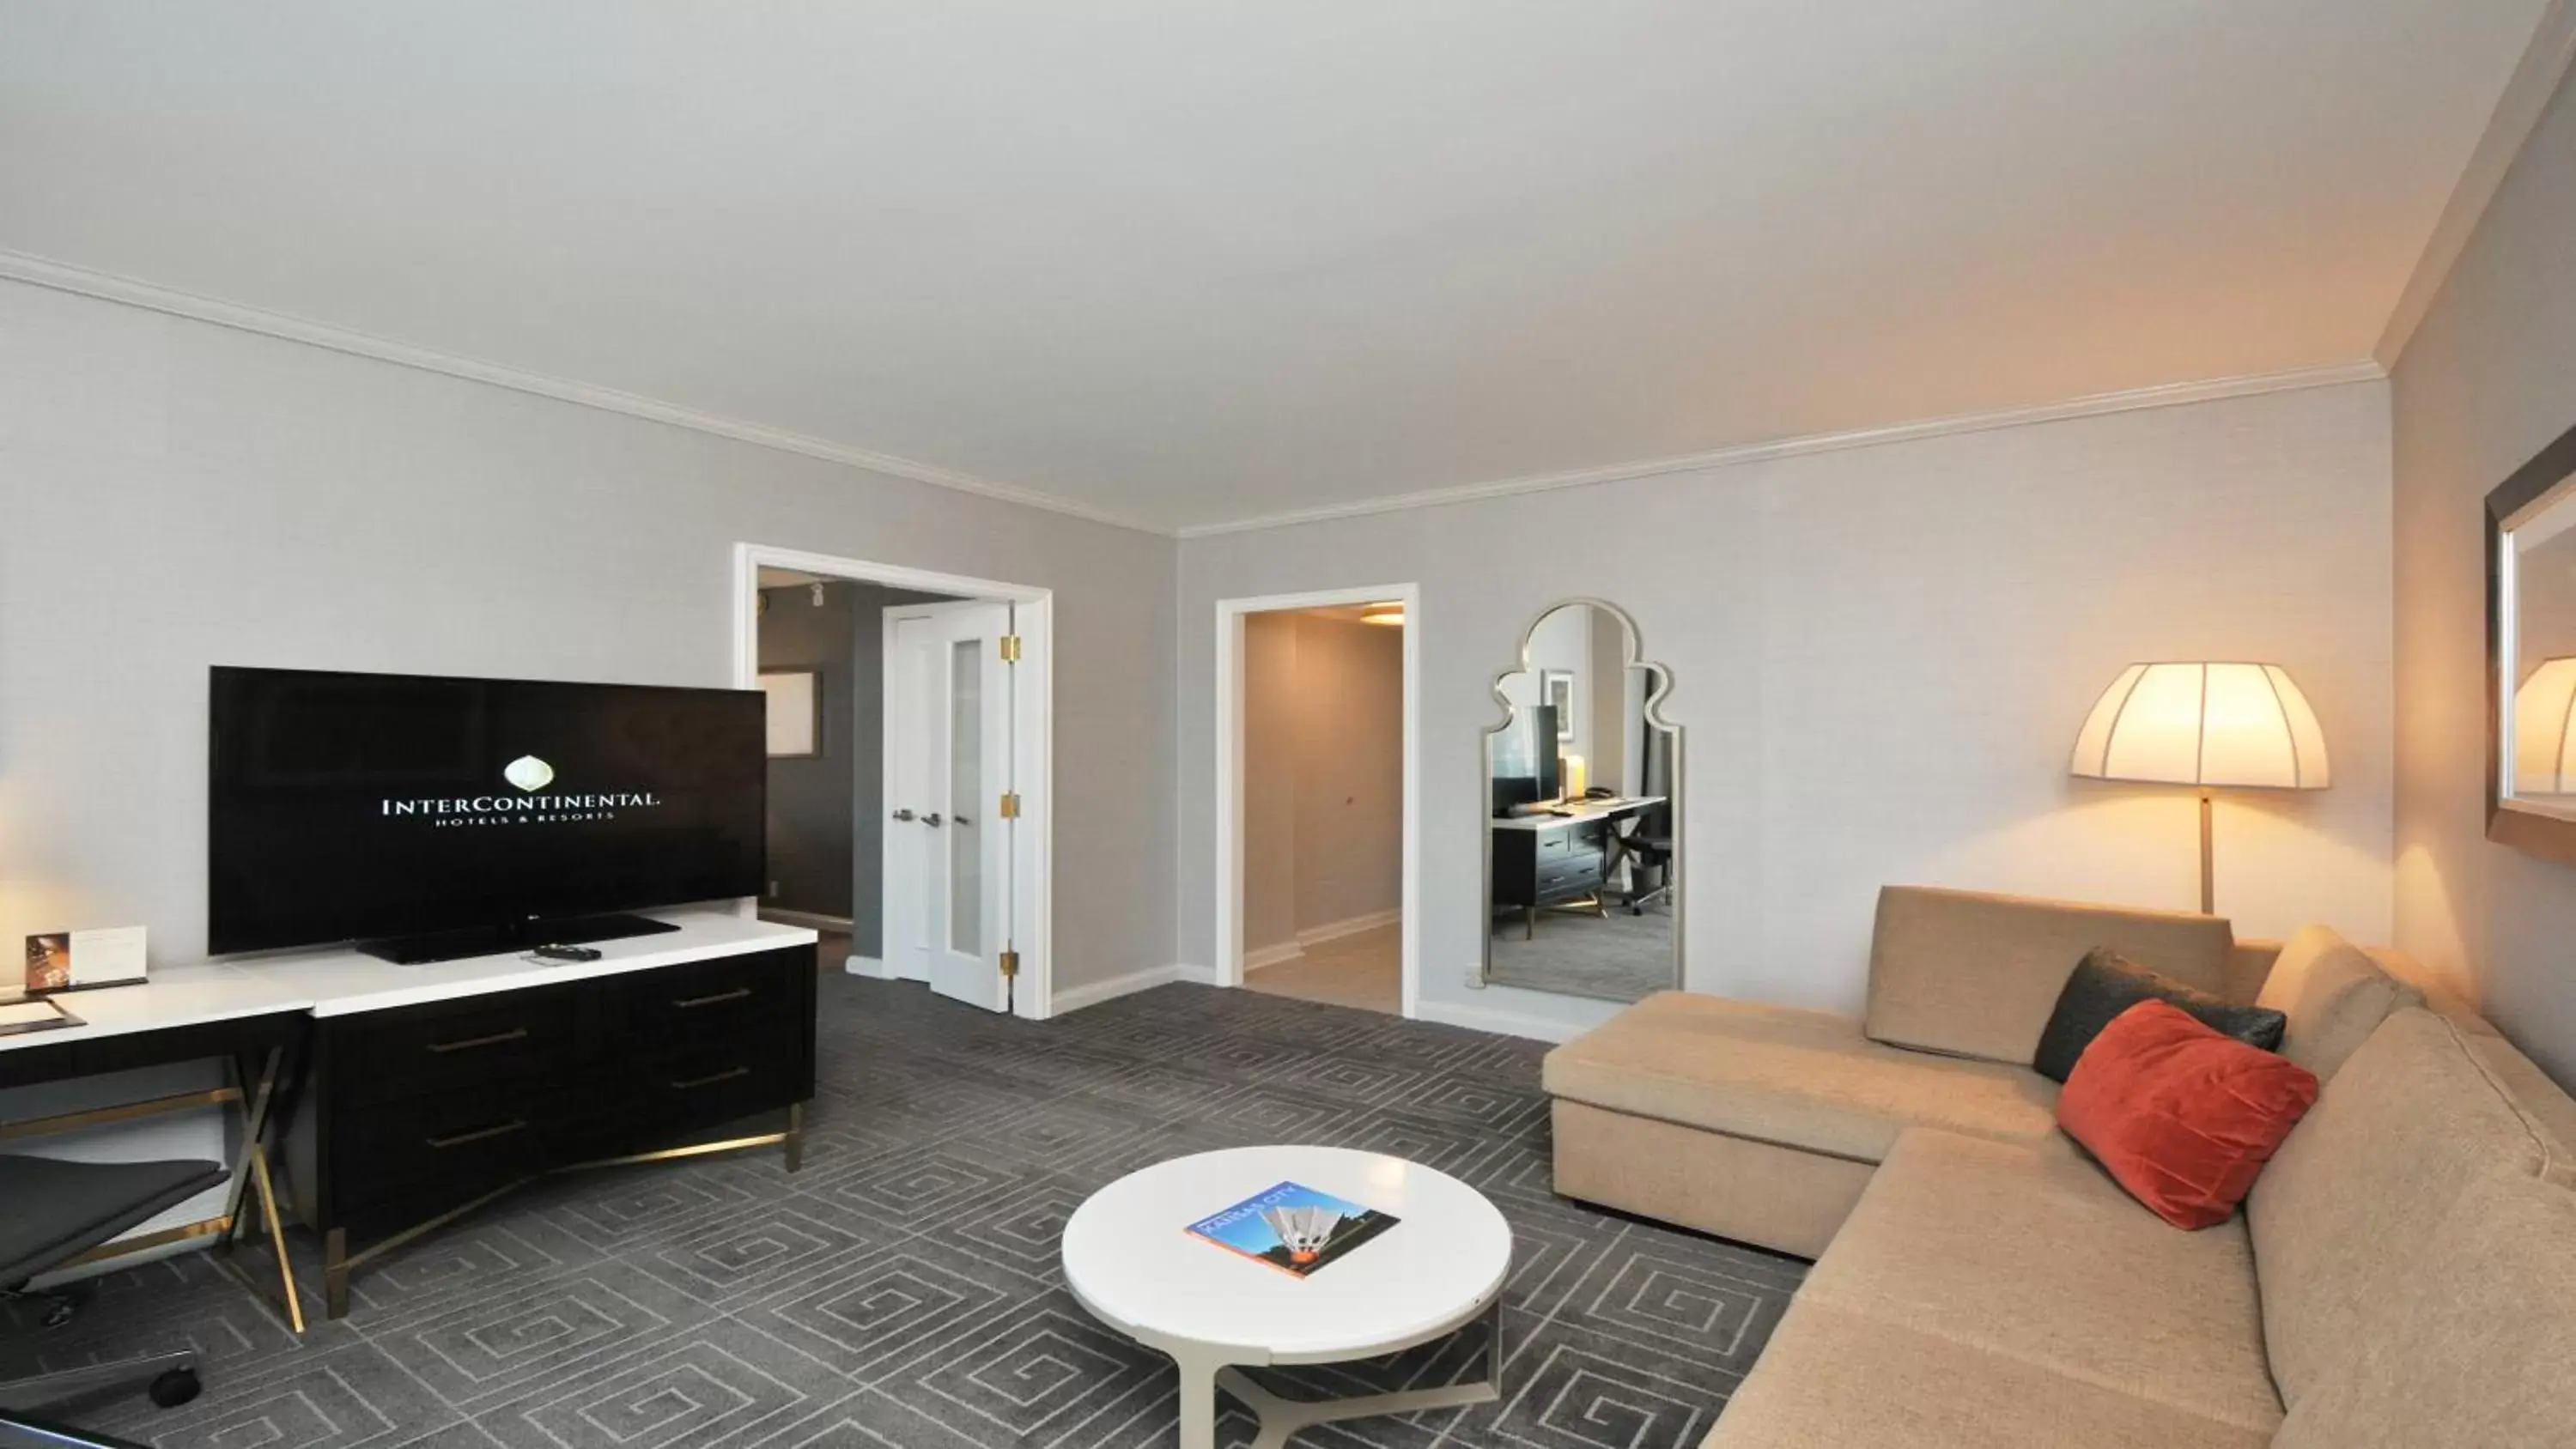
[2056, 997, 2320, 1229]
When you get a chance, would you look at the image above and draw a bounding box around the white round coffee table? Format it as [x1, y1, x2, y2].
[1062, 1145, 1513, 1449]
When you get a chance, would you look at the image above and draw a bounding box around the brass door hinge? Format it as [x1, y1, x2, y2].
[998, 791, 1021, 819]
[998, 635, 1022, 663]
[999, 948, 1020, 979]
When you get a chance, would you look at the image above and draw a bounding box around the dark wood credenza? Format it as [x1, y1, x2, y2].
[280, 940, 816, 1317]
[1491, 814, 1610, 937]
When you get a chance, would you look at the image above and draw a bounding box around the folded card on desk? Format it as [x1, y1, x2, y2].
[23, 926, 148, 993]
[0, 996, 82, 1035]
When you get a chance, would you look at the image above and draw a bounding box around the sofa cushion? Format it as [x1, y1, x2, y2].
[2253, 925, 2423, 1082]
[2032, 947, 2285, 1082]
[2055, 999, 2318, 1229]
[1704, 1299, 2271, 1449]
[2269, 1169, 2576, 1449]
[1798, 1130, 2284, 1434]
[2246, 1008, 2575, 1404]
[1542, 991, 2058, 1164]
[1864, 886, 2234, 1065]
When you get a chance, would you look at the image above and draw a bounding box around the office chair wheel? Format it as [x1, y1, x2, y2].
[148, 1367, 200, 1408]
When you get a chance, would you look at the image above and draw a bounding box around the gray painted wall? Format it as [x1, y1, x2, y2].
[1177, 380, 2397, 1039]
[2390, 60, 2576, 1087]
[759, 583, 860, 918]
[0, 279, 1177, 1000]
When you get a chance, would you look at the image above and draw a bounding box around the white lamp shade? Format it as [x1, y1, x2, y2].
[2070, 663, 2330, 790]
[2513, 657, 2576, 796]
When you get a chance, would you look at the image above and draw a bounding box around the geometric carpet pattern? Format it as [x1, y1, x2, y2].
[6, 973, 1805, 1448]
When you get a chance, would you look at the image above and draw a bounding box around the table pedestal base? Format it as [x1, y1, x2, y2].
[1172, 1300, 1504, 1449]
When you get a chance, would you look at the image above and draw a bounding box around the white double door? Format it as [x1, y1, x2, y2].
[883, 601, 1015, 1011]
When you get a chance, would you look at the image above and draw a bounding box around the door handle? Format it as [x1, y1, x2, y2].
[952, 815, 973, 828]
[891, 809, 916, 822]
[923, 813, 944, 828]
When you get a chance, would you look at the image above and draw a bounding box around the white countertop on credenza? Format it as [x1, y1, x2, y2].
[241, 909, 817, 1017]
[1488, 795, 1666, 831]
[0, 910, 820, 1048]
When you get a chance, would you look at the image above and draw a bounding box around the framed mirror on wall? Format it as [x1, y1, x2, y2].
[2488, 416, 2576, 866]
[1479, 599, 1681, 1003]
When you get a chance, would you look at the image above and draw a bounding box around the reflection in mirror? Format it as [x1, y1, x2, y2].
[2509, 488, 2576, 821]
[1483, 601, 1680, 1003]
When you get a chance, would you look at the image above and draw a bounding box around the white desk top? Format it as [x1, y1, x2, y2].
[1061, 1145, 1511, 1364]
[0, 964, 313, 1054]
[0, 909, 819, 1049]
[1489, 794, 1667, 831]
[244, 909, 817, 1018]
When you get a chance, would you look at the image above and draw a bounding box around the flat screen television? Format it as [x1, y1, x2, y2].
[209, 665, 765, 962]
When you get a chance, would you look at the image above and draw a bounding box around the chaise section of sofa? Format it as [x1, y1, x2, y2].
[1542, 885, 2239, 1256]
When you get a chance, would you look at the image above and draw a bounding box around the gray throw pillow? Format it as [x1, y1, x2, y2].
[2033, 947, 2287, 1083]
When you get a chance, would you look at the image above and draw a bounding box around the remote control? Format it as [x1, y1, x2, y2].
[532, 943, 603, 962]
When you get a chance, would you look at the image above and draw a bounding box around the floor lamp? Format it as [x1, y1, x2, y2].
[2069, 662, 2330, 915]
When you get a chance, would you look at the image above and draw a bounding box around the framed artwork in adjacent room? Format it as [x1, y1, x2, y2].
[759, 670, 820, 757]
[1540, 670, 1575, 741]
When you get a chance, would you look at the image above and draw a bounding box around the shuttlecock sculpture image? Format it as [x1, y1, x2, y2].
[1259, 1204, 1346, 1264]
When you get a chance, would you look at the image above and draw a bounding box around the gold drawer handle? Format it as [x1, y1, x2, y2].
[426, 1028, 529, 1054]
[426, 1119, 527, 1149]
[671, 1066, 750, 1091]
[671, 987, 753, 1009]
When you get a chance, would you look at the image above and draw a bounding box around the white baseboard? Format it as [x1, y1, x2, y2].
[1297, 907, 1401, 948]
[1053, 963, 1218, 1014]
[1243, 940, 1305, 972]
[761, 908, 854, 933]
[841, 954, 895, 979]
[1413, 998, 1595, 1044]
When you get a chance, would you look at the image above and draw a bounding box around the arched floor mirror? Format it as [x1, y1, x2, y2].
[1480, 599, 1680, 1002]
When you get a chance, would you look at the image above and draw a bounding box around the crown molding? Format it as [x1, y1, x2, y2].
[2375, 0, 2576, 368]
[0, 249, 1168, 537]
[1173, 360, 2386, 539]
[0, 250, 2391, 544]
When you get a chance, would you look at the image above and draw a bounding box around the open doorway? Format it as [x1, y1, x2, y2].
[1214, 585, 1420, 1017]
[734, 545, 1054, 1018]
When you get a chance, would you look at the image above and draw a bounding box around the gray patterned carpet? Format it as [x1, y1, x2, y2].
[7, 973, 1803, 1449]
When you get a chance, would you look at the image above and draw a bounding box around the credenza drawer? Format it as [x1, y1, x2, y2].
[337, 986, 585, 1107]
[1536, 854, 1602, 893]
[636, 1044, 798, 1136]
[616, 948, 803, 1045]
[331, 1082, 567, 1212]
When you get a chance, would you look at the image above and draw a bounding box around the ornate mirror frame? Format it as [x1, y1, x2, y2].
[2486, 415, 2576, 867]
[1476, 597, 1684, 993]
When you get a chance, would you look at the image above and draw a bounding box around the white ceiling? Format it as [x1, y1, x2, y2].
[0, 2, 2550, 532]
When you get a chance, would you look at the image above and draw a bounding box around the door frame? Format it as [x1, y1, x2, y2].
[732, 544, 1056, 1020]
[1213, 584, 1422, 1018]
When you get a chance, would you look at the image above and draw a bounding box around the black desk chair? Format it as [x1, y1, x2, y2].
[1616, 816, 1674, 914]
[2, 1155, 223, 1422]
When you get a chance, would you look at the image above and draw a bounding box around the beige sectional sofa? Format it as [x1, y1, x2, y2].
[1540, 886, 2576, 1448]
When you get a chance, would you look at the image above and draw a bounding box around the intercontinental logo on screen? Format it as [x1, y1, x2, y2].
[379, 755, 663, 828]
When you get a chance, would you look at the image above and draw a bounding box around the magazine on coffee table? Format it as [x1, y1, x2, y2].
[1185, 1180, 1400, 1278]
